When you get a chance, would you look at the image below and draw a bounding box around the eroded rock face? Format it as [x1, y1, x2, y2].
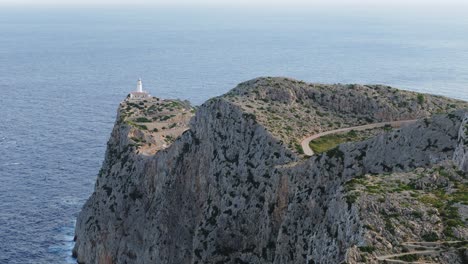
[73, 98, 296, 264]
[454, 114, 468, 171]
[73, 78, 468, 264]
[271, 111, 468, 264]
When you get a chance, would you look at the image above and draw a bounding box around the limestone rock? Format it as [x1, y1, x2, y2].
[73, 78, 468, 264]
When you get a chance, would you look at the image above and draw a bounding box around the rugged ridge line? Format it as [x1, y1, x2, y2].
[224, 77, 468, 153]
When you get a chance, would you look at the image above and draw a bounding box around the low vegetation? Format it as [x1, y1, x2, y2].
[309, 129, 382, 154]
[345, 164, 467, 263]
[118, 96, 195, 154]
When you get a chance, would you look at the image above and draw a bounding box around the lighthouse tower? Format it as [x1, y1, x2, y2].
[129, 78, 151, 100]
[137, 78, 143, 92]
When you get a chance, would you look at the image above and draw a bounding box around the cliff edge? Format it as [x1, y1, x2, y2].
[73, 77, 468, 264]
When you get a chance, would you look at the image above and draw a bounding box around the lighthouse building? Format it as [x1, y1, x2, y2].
[129, 79, 151, 99]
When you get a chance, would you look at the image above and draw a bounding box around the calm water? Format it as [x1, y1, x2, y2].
[0, 7, 467, 264]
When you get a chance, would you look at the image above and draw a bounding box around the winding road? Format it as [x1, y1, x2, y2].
[374, 241, 463, 263]
[301, 120, 418, 156]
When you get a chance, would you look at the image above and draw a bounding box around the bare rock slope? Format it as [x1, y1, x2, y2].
[73, 77, 468, 264]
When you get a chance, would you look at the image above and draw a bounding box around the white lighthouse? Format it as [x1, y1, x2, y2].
[137, 78, 143, 92]
[129, 78, 151, 100]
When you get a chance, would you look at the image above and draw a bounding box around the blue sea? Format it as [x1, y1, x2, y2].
[0, 7, 467, 264]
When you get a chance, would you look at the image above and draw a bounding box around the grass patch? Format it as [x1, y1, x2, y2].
[451, 183, 468, 205]
[365, 184, 383, 194]
[309, 130, 371, 154]
[391, 182, 416, 192]
[419, 195, 444, 208]
[419, 187, 465, 238]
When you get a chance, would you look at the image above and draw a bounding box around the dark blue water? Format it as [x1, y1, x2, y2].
[0, 7, 467, 264]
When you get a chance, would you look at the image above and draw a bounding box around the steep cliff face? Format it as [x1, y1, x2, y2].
[454, 115, 468, 171]
[74, 78, 468, 264]
[74, 98, 296, 264]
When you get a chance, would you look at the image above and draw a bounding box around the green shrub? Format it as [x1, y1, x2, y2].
[295, 143, 304, 154]
[417, 94, 425, 105]
[138, 125, 148, 130]
[422, 232, 438, 242]
[135, 117, 151, 122]
[397, 254, 418, 262]
[358, 246, 375, 253]
[345, 192, 359, 205]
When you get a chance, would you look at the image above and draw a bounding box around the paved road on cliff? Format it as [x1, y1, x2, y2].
[301, 120, 418, 156]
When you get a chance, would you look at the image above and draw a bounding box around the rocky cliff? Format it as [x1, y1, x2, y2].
[73, 77, 468, 264]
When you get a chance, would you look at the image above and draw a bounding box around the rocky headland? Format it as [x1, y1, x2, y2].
[73, 77, 468, 263]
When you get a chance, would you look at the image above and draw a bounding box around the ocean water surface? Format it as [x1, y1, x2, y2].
[0, 7, 467, 263]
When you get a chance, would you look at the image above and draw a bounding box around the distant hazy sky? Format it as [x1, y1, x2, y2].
[1, 0, 467, 8]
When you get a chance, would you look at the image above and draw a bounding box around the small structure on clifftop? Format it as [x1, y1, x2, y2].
[129, 78, 151, 99]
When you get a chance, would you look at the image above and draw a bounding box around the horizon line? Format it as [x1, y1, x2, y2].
[1, 2, 468, 9]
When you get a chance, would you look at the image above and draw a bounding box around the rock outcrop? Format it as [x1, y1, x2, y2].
[454, 114, 468, 171]
[73, 78, 468, 264]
